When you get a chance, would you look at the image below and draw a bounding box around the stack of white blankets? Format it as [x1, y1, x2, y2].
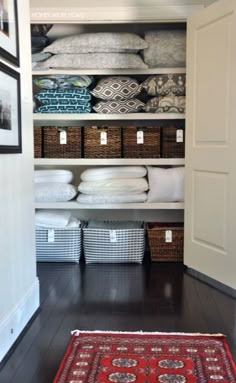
[77, 166, 148, 204]
[35, 209, 81, 229]
[34, 169, 78, 202]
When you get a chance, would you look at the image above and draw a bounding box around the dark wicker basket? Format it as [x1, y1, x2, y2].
[162, 126, 185, 158]
[147, 222, 184, 262]
[34, 126, 43, 158]
[43, 126, 82, 158]
[123, 126, 161, 158]
[83, 126, 122, 158]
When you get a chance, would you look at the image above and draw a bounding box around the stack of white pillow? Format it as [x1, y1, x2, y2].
[35, 209, 81, 228]
[34, 169, 78, 202]
[77, 166, 148, 204]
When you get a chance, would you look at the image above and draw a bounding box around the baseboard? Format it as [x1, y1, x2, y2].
[186, 268, 236, 298]
[0, 277, 40, 362]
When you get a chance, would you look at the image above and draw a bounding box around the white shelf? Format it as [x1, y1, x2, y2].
[32, 68, 186, 76]
[35, 202, 185, 210]
[33, 113, 185, 125]
[34, 158, 185, 166]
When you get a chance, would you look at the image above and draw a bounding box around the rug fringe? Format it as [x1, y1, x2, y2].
[70, 329, 225, 337]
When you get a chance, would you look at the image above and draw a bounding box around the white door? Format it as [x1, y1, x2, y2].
[184, 0, 236, 289]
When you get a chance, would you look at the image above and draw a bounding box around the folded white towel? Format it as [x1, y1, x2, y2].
[80, 166, 147, 181]
[78, 178, 148, 195]
[77, 193, 147, 204]
[36, 216, 81, 229]
[35, 209, 72, 228]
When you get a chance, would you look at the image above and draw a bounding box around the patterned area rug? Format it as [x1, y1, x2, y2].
[53, 331, 236, 383]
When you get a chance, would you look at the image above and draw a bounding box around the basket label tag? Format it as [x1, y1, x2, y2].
[165, 230, 172, 243]
[47, 229, 55, 243]
[176, 129, 183, 143]
[137, 130, 144, 144]
[100, 131, 107, 145]
[60, 130, 67, 145]
[109, 230, 117, 242]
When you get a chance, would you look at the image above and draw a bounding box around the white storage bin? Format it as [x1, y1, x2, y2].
[83, 222, 145, 264]
[36, 227, 82, 263]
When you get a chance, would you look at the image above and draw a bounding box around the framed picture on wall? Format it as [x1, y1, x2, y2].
[0, 0, 19, 66]
[0, 61, 21, 153]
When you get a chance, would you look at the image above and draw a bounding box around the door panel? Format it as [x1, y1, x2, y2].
[185, 0, 236, 289]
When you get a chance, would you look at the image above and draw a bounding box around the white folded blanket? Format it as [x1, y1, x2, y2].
[34, 169, 74, 184]
[78, 178, 148, 195]
[35, 209, 71, 228]
[80, 166, 147, 181]
[36, 216, 81, 229]
[77, 193, 147, 204]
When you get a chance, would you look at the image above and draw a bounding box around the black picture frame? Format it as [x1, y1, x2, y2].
[0, 61, 21, 153]
[0, 0, 19, 66]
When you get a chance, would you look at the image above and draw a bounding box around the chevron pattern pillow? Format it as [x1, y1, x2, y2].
[91, 76, 141, 101]
[93, 99, 144, 114]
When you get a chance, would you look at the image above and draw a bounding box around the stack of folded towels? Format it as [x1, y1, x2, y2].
[91, 76, 144, 114]
[37, 32, 148, 70]
[34, 169, 78, 202]
[34, 74, 93, 113]
[77, 166, 148, 204]
[35, 209, 81, 229]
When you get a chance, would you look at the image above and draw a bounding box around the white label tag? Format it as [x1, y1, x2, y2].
[165, 230, 172, 243]
[47, 229, 55, 243]
[176, 129, 184, 143]
[109, 230, 117, 243]
[60, 130, 67, 145]
[137, 130, 144, 144]
[100, 131, 107, 145]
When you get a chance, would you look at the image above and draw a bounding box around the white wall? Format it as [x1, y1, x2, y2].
[0, 0, 39, 362]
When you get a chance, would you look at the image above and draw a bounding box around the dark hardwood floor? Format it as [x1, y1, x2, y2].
[0, 262, 235, 383]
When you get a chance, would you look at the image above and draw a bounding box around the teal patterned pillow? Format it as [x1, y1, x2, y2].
[35, 104, 91, 113]
[33, 75, 94, 89]
[35, 88, 91, 105]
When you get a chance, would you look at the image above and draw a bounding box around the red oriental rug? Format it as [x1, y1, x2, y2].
[53, 331, 236, 383]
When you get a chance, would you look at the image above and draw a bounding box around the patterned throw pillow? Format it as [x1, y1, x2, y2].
[93, 99, 144, 114]
[142, 74, 186, 96]
[91, 77, 141, 101]
[33, 75, 94, 89]
[143, 30, 186, 68]
[35, 88, 91, 105]
[143, 96, 185, 113]
[35, 104, 91, 113]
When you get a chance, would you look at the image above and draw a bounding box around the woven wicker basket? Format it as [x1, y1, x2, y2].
[162, 126, 185, 158]
[147, 222, 184, 262]
[123, 126, 161, 158]
[83, 126, 122, 158]
[34, 126, 43, 158]
[43, 126, 82, 158]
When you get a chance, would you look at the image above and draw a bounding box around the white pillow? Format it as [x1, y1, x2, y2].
[147, 166, 184, 202]
[80, 166, 147, 181]
[35, 183, 77, 202]
[35, 209, 71, 228]
[34, 170, 73, 184]
[40, 53, 148, 70]
[43, 33, 148, 54]
[77, 193, 147, 204]
[78, 178, 148, 195]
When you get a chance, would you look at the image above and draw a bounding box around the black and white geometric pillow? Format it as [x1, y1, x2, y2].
[93, 99, 145, 114]
[91, 76, 141, 101]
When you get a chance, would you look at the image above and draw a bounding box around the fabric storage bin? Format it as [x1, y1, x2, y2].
[83, 223, 145, 264]
[34, 126, 43, 158]
[36, 227, 82, 262]
[42, 126, 82, 158]
[123, 126, 161, 158]
[147, 222, 184, 262]
[83, 126, 122, 158]
[162, 126, 185, 158]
